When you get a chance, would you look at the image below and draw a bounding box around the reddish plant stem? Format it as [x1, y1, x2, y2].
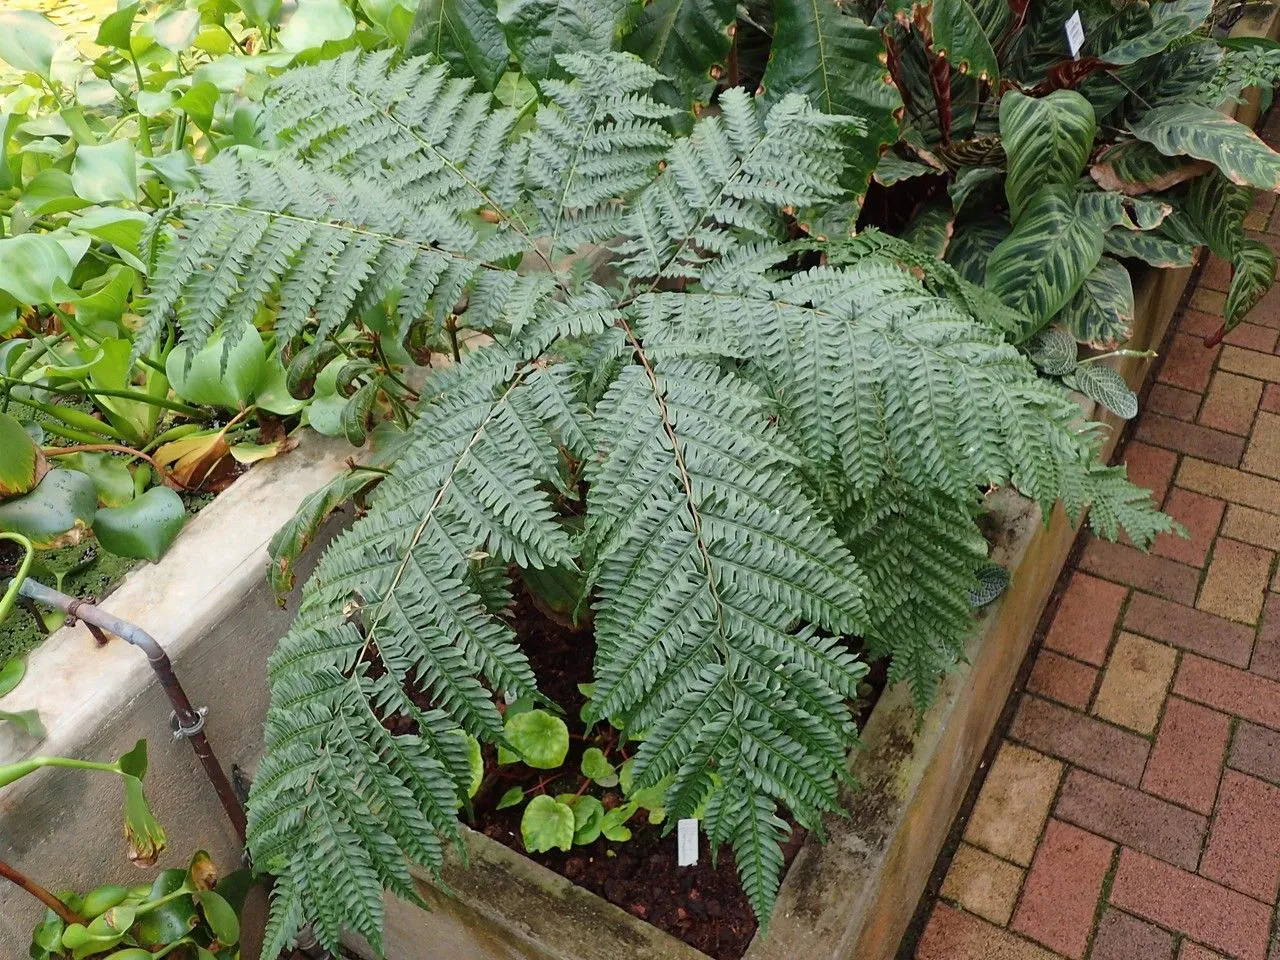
[42, 444, 176, 489]
[929, 51, 952, 146]
[0, 858, 83, 925]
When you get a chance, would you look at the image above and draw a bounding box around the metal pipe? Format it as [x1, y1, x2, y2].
[12, 578, 248, 843]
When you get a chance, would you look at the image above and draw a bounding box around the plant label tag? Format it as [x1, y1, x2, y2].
[677, 818, 699, 866]
[1065, 11, 1085, 58]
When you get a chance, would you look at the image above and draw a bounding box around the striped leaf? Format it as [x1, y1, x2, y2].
[948, 165, 1002, 216]
[1090, 141, 1211, 196]
[1056, 255, 1134, 348]
[986, 185, 1103, 322]
[1102, 228, 1196, 268]
[1065, 362, 1138, 420]
[1183, 170, 1251, 260]
[762, 0, 903, 198]
[902, 201, 955, 259]
[1132, 104, 1280, 191]
[945, 215, 1009, 285]
[1099, 0, 1211, 66]
[1225, 238, 1277, 331]
[626, 0, 735, 129]
[932, 0, 1000, 83]
[874, 154, 936, 186]
[1000, 90, 1096, 222]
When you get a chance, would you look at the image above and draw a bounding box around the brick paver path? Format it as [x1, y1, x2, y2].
[912, 115, 1280, 960]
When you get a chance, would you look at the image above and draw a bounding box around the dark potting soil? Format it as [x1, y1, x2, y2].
[454, 593, 886, 960]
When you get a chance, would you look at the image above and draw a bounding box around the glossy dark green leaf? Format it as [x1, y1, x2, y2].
[520, 794, 574, 852]
[1057, 255, 1134, 348]
[196, 890, 240, 945]
[408, 0, 509, 89]
[626, 0, 734, 129]
[1225, 238, 1277, 331]
[0, 410, 46, 498]
[932, 0, 999, 82]
[132, 895, 198, 947]
[762, 0, 901, 197]
[1099, 0, 1210, 66]
[0, 469, 97, 548]
[92, 487, 185, 562]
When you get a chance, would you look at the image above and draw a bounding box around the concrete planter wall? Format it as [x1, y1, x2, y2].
[1, 8, 1276, 955]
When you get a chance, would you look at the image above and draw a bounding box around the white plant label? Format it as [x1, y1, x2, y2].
[1065, 11, 1085, 58]
[677, 818, 699, 866]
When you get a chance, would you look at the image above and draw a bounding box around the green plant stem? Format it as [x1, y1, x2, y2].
[0, 533, 34, 623]
[0, 857, 83, 925]
[1078, 349, 1157, 364]
[130, 57, 155, 159]
[0, 755, 120, 789]
[42, 444, 173, 486]
[11, 411, 114, 446]
[0, 375, 203, 419]
[0, 332, 71, 413]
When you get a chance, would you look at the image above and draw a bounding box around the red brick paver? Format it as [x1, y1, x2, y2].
[912, 164, 1280, 960]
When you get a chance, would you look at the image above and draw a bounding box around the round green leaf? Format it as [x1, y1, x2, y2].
[496, 785, 524, 810]
[520, 794, 574, 853]
[0, 410, 45, 497]
[234, 0, 284, 28]
[92, 486, 185, 562]
[195, 889, 239, 945]
[600, 804, 633, 842]
[0, 656, 26, 699]
[153, 9, 201, 51]
[58, 452, 134, 507]
[0, 469, 97, 548]
[72, 141, 138, 205]
[166, 325, 267, 410]
[96, 3, 140, 49]
[0, 234, 75, 306]
[580, 747, 618, 787]
[504, 708, 569, 769]
[565, 794, 605, 844]
[278, 0, 356, 51]
[0, 11, 63, 80]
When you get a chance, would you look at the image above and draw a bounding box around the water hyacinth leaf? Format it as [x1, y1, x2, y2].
[0, 469, 97, 548]
[1057, 255, 1135, 348]
[0, 411, 47, 498]
[1102, 228, 1197, 268]
[61, 265, 138, 327]
[154, 430, 231, 489]
[496, 0, 630, 81]
[521, 794, 575, 852]
[1090, 140, 1211, 195]
[0, 709, 45, 739]
[1099, 0, 1211, 65]
[1132, 104, 1280, 190]
[70, 141, 138, 205]
[504, 708, 569, 769]
[165, 325, 267, 411]
[58, 452, 134, 507]
[1066, 363, 1138, 420]
[1027, 327, 1078, 375]
[196, 890, 240, 945]
[967, 563, 1008, 607]
[932, 0, 999, 83]
[235, 0, 284, 28]
[626, 0, 734, 129]
[0, 11, 62, 80]
[68, 210, 149, 265]
[0, 656, 25, 698]
[95, 3, 139, 49]
[1000, 90, 1096, 223]
[762, 0, 900, 196]
[0, 234, 75, 305]
[92, 486, 185, 562]
[1224, 238, 1277, 332]
[408, 0, 509, 89]
[986, 185, 1103, 322]
[278, 0, 357, 52]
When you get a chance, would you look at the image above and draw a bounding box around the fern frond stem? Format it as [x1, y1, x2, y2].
[547, 100, 606, 257]
[342, 83, 552, 274]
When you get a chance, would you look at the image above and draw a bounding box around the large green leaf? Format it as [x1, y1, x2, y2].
[95, 2, 140, 49]
[58, 452, 134, 508]
[762, 0, 902, 198]
[625, 0, 735, 128]
[0, 234, 75, 306]
[1000, 90, 1096, 222]
[496, 0, 631, 80]
[1099, 0, 1211, 66]
[945, 215, 1009, 284]
[1132, 104, 1280, 191]
[902, 201, 955, 259]
[277, 0, 357, 52]
[0, 469, 97, 548]
[93, 486, 186, 563]
[71, 141, 138, 205]
[165, 325, 267, 411]
[1183, 169, 1251, 260]
[1102, 228, 1196, 268]
[0, 11, 62, 81]
[932, 0, 999, 83]
[1224, 238, 1277, 332]
[986, 185, 1103, 323]
[1057, 255, 1134, 348]
[0, 411, 46, 498]
[408, 0, 510, 89]
[1090, 140, 1210, 196]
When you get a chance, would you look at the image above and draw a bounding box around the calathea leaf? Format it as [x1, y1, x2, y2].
[901, 201, 955, 259]
[948, 165, 1002, 216]
[408, 0, 510, 90]
[625, 0, 735, 129]
[1103, 228, 1197, 268]
[1064, 362, 1138, 420]
[945, 215, 1009, 285]
[1223, 238, 1277, 335]
[761, 0, 900, 198]
[1183, 170, 1251, 260]
[1056, 255, 1135, 348]
[496, 0, 631, 81]
[930, 0, 1000, 83]
[1027, 327, 1078, 375]
[1131, 104, 1280, 191]
[1090, 140, 1211, 196]
[1000, 90, 1096, 222]
[986, 185, 1104, 323]
[1098, 0, 1211, 66]
[873, 154, 936, 186]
